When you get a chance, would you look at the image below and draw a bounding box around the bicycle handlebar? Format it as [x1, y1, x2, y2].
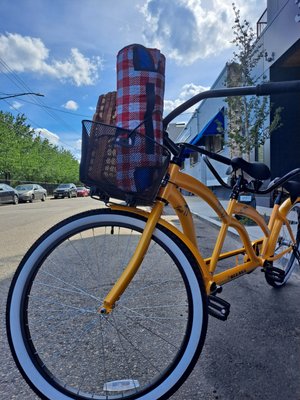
[162, 80, 300, 193]
[163, 80, 300, 129]
[174, 142, 300, 195]
[254, 168, 300, 195]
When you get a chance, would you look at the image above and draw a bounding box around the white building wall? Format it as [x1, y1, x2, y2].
[176, 0, 300, 198]
[177, 66, 230, 188]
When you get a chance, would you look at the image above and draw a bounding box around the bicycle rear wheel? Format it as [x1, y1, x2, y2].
[7, 208, 208, 400]
[265, 202, 300, 288]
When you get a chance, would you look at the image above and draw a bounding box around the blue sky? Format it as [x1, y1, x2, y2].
[0, 0, 266, 159]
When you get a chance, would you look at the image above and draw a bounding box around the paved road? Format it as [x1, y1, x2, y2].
[0, 198, 300, 399]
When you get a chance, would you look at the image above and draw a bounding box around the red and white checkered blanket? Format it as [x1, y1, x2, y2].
[116, 44, 165, 192]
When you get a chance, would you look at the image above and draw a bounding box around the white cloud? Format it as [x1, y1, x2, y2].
[75, 139, 82, 150]
[164, 83, 209, 115]
[35, 128, 60, 145]
[62, 100, 79, 111]
[140, 0, 264, 65]
[10, 101, 23, 110]
[0, 33, 103, 86]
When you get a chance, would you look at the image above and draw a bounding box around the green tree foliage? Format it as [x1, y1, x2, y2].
[224, 3, 282, 160]
[0, 111, 79, 183]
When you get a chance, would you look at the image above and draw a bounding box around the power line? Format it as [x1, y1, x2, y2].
[0, 57, 81, 135]
[2, 99, 80, 153]
[3, 99, 44, 131]
[12, 97, 92, 118]
[0, 92, 44, 100]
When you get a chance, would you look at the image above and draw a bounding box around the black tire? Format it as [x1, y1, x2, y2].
[13, 195, 19, 205]
[6, 208, 208, 400]
[265, 202, 300, 288]
[41, 194, 46, 202]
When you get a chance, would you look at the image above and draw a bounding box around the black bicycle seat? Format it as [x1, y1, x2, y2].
[283, 180, 300, 203]
[231, 157, 271, 181]
[268, 177, 300, 203]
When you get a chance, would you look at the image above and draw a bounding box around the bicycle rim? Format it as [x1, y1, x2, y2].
[268, 202, 300, 287]
[7, 209, 207, 400]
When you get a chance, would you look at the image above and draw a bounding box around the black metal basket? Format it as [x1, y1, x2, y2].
[80, 120, 170, 205]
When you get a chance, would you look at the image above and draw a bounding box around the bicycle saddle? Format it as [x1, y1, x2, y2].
[284, 181, 300, 203]
[231, 157, 271, 181]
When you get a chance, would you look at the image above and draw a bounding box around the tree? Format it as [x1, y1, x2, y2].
[0, 111, 80, 184]
[223, 3, 282, 161]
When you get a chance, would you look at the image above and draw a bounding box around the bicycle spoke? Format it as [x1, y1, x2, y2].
[8, 210, 206, 399]
[27, 293, 97, 314]
[66, 237, 99, 283]
[39, 264, 103, 300]
[101, 314, 162, 374]
[111, 314, 139, 395]
[116, 311, 181, 351]
[33, 280, 102, 301]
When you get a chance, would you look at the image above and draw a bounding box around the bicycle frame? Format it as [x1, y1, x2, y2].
[100, 162, 300, 312]
[99, 79, 300, 313]
[160, 163, 300, 287]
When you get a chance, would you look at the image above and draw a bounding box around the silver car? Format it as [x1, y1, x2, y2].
[15, 184, 47, 203]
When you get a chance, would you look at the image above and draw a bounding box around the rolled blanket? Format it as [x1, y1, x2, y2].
[116, 44, 166, 192]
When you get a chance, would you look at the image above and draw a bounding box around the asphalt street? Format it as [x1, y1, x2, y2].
[0, 197, 299, 399]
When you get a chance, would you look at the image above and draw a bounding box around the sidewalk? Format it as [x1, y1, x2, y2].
[184, 195, 272, 242]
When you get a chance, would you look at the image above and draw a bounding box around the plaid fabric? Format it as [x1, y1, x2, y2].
[116, 44, 165, 192]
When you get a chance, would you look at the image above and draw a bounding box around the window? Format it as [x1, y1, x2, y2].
[190, 151, 199, 166]
[204, 134, 224, 153]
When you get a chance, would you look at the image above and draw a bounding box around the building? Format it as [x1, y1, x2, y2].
[263, 0, 300, 179]
[176, 65, 228, 197]
[167, 122, 186, 142]
[176, 0, 300, 204]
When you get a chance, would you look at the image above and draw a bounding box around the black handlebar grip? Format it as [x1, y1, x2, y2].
[257, 80, 300, 96]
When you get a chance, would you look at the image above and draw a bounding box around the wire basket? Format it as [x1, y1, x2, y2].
[80, 120, 170, 205]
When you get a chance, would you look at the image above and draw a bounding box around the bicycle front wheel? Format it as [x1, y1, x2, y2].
[7, 208, 208, 400]
[265, 202, 300, 288]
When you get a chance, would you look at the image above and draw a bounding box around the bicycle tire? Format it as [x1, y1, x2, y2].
[6, 208, 208, 400]
[265, 202, 300, 288]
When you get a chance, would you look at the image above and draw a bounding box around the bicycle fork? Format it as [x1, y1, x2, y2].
[98, 201, 165, 314]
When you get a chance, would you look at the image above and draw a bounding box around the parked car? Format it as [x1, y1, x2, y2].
[15, 183, 47, 203]
[53, 183, 77, 199]
[0, 184, 19, 205]
[76, 186, 90, 197]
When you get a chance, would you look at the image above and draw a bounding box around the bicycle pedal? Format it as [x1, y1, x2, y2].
[208, 295, 230, 321]
[264, 265, 285, 283]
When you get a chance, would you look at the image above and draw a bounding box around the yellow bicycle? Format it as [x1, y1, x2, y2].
[6, 81, 300, 400]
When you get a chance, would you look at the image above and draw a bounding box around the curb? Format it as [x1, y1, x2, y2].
[191, 211, 241, 240]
